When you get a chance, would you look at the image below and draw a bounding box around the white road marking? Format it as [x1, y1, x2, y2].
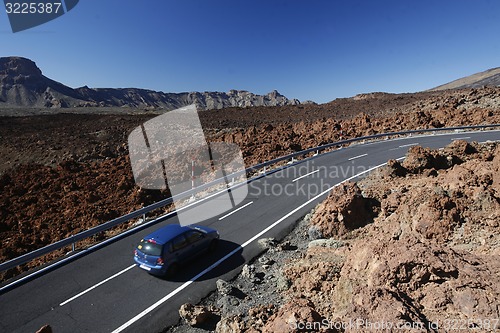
[218, 201, 254, 221]
[59, 264, 136, 306]
[0, 170, 256, 295]
[111, 158, 405, 333]
[10, 130, 497, 315]
[399, 143, 419, 148]
[292, 169, 320, 182]
[348, 153, 368, 161]
[452, 137, 471, 140]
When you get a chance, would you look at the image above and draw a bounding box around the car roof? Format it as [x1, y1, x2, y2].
[143, 224, 191, 244]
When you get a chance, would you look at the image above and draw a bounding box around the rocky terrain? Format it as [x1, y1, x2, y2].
[171, 140, 500, 333]
[2, 55, 499, 333]
[0, 57, 301, 109]
[0, 86, 499, 282]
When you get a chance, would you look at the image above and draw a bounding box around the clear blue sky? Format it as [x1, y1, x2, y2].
[1, 0, 499, 103]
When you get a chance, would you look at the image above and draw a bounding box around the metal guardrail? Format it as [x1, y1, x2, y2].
[1, 124, 499, 273]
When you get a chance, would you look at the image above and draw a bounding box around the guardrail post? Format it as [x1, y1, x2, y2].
[71, 236, 75, 252]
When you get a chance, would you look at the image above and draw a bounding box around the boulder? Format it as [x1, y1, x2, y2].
[178, 303, 218, 327]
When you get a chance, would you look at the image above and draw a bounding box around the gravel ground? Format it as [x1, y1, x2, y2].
[167, 209, 318, 332]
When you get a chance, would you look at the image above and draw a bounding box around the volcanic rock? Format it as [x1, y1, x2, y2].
[216, 279, 234, 296]
[215, 316, 246, 333]
[309, 182, 378, 238]
[261, 299, 325, 333]
[178, 303, 219, 327]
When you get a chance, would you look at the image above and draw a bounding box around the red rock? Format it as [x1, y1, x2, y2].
[309, 182, 377, 238]
[262, 299, 324, 333]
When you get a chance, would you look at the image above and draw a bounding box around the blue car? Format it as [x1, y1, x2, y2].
[134, 224, 219, 276]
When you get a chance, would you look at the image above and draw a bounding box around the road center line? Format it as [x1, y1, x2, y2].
[218, 201, 254, 221]
[59, 264, 136, 306]
[399, 143, 419, 148]
[348, 153, 368, 161]
[111, 157, 405, 333]
[452, 137, 471, 140]
[292, 169, 320, 182]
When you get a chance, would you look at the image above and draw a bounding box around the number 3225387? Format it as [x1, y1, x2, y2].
[5, 2, 62, 14]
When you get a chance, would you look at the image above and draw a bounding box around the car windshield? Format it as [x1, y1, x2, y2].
[137, 239, 163, 256]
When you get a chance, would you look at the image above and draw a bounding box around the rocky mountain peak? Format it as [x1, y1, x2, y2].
[267, 89, 282, 98]
[0, 56, 42, 77]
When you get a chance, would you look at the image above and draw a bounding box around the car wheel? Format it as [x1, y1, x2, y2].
[208, 239, 218, 252]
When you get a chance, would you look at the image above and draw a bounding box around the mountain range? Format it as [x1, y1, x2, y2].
[0, 57, 302, 110]
[1, 56, 499, 110]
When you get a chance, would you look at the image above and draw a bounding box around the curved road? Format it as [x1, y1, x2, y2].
[0, 130, 499, 333]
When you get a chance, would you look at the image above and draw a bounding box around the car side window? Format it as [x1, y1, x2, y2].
[185, 230, 204, 244]
[166, 241, 173, 253]
[171, 235, 188, 252]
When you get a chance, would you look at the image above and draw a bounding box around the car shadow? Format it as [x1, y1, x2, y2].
[161, 239, 245, 282]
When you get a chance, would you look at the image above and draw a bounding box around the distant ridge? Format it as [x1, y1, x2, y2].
[430, 67, 500, 91]
[0, 56, 303, 109]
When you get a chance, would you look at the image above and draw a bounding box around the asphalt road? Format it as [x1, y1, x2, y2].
[1, 130, 499, 333]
